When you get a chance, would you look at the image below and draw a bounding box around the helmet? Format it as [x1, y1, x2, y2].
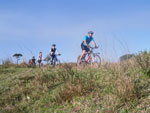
[88, 31, 94, 34]
[52, 44, 56, 47]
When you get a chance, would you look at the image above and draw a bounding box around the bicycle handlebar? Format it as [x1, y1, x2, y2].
[90, 46, 99, 49]
[50, 54, 61, 56]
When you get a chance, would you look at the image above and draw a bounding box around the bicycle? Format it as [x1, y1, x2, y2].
[77, 47, 101, 68]
[50, 54, 61, 66]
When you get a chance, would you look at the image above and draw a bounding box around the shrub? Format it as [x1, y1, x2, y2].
[135, 51, 150, 77]
[2, 58, 14, 68]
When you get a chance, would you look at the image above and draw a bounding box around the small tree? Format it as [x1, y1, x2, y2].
[13, 53, 23, 64]
[120, 54, 135, 61]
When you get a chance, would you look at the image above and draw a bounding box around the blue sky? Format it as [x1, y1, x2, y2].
[0, 0, 150, 63]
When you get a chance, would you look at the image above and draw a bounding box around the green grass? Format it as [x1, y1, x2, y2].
[1, 52, 150, 113]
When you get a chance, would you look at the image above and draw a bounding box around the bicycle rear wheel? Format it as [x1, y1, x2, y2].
[77, 55, 86, 68]
[91, 55, 101, 68]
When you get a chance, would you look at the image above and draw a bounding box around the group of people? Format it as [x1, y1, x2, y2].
[28, 31, 98, 67]
[29, 44, 60, 67]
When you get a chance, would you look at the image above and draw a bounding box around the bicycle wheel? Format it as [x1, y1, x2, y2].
[77, 55, 85, 68]
[91, 55, 101, 68]
[56, 59, 60, 65]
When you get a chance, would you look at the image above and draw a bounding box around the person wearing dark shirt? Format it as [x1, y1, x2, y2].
[50, 44, 60, 65]
[32, 56, 36, 67]
[38, 52, 44, 67]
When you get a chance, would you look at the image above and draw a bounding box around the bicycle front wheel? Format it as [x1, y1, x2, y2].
[56, 59, 60, 65]
[91, 55, 101, 68]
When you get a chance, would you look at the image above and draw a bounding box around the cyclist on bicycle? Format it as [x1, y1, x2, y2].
[50, 44, 60, 64]
[80, 31, 97, 60]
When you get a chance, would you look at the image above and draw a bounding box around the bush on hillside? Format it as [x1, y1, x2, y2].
[135, 51, 150, 77]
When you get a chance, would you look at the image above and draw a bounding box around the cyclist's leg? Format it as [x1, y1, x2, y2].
[55, 55, 57, 61]
[80, 43, 87, 60]
[80, 50, 86, 60]
[80, 46, 90, 60]
[51, 55, 55, 65]
[54, 55, 57, 65]
[38, 60, 41, 67]
[51, 56, 53, 64]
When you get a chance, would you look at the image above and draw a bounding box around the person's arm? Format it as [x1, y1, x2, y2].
[84, 36, 90, 48]
[42, 56, 45, 60]
[92, 41, 97, 48]
[50, 49, 52, 55]
[84, 40, 89, 47]
[56, 49, 60, 55]
[91, 37, 97, 48]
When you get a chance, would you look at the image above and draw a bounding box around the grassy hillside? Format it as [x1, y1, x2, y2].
[0, 52, 150, 113]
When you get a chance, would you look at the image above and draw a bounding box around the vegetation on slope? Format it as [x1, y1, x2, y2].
[0, 51, 150, 113]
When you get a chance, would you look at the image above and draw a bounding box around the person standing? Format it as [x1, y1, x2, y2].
[31, 56, 36, 67]
[38, 52, 44, 67]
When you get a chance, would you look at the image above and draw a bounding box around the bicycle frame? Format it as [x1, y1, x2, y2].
[50, 54, 61, 65]
[83, 48, 97, 63]
[85, 54, 92, 63]
[77, 47, 101, 67]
